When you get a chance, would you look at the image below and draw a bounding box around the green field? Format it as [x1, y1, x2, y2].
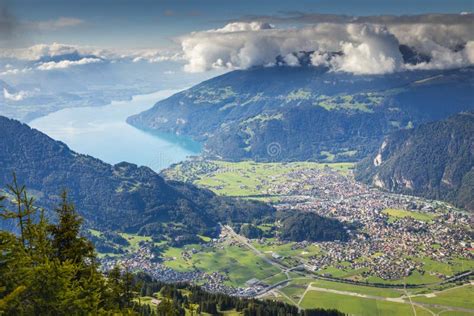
[279, 278, 314, 301]
[163, 160, 354, 197]
[300, 291, 432, 316]
[262, 272, 289, 285]
[310, 279, 403, 298]
[382, 208, 436, 222]
[411, 284, 474, 309]
[416, 257, 473, 277]
[162, 244, 280, 287]
[252, 239, 321, 260]
[316, 265, 369, 280]
[119, 232, 152, 251]
[271, 277, 474, 315]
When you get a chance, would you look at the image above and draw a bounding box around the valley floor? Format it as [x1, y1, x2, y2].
[98, 160, 473, 315]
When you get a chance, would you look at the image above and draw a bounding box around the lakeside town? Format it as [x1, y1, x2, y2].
[99, 162, 473, 296]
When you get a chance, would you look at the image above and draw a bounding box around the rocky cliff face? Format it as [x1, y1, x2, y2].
[355, 112, 474, 211]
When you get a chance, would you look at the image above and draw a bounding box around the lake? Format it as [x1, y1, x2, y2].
[30, 90, 201, 172]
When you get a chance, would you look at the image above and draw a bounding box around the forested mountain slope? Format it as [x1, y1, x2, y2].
[355, 112, 474, 211]
[0, 116, 274, 238]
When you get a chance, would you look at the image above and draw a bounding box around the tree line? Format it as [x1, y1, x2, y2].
[136, 274, 345, 316]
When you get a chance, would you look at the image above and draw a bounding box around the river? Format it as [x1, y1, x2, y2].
[30, 90, 201, 172]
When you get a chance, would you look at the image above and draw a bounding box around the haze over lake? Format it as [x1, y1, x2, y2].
[30, 90, 201, 172]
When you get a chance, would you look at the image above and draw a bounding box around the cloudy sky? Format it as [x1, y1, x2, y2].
[3, 0, 472, 47]
[1, 0, 474, 76]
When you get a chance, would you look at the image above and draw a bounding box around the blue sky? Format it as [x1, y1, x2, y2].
[5, 0, 474, 48]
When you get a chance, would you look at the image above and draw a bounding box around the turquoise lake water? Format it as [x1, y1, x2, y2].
[30, 90, 201, 172]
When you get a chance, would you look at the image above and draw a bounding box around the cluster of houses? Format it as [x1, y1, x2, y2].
[267, 167, 473, 281]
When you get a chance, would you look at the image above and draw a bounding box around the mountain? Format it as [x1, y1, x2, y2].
[128, 65, 474, 162]
[355, 112, 474, 211]
[0, 116, 274, 238]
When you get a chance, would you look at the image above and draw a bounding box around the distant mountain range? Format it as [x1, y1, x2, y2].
[128, 65, 474, 162]
[356, 112, 474, 211]
[0, 116, 273, 238]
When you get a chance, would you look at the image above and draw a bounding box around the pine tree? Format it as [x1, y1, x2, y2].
[0, 180, 138, 314]
[1, 174, 36, 248]
[49, 190, 94, 264]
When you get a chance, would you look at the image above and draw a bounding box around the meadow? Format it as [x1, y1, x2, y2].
[382, 208, 436, 222]
[411, 284, 474, 309]
[162, 244, 280, 287]
[163, 160, 354, 198]
[299, 291, 433, 316]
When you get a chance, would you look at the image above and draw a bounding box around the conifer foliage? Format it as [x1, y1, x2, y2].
[0, 176, 136, 315]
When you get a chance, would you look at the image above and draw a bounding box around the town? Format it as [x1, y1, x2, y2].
[100, 161, 473, 297]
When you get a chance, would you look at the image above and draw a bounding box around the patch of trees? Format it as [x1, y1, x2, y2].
[234, 223, 264, 239]
[279, 211, 349, 242]
[136, 274, 345, 316]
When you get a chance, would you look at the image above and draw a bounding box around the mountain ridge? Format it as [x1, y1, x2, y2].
[128, 65, 474, 162]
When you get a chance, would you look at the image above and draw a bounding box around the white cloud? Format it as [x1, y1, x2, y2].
[0, 43, 183, 66]
[282, 53, 300, 67]
[406, 41, 474, 70]
[37, 57, 102, 70]
[330, 24, 403, 74]
[3, 88, 29, 101]
[181, 22, 346, 72]
[1, 43, 88, 61]
[2, 14, 473, 76]
[131, 51, 183, 63]
[310, 51, 331, 67]
[0, 67, 32, 76]
[179, 15, 474, 74]
[214, 21, 273, 32]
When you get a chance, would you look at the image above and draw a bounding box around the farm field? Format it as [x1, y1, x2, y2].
[162, 160, 354, 198]
[309, 279, 404, 298]
[263, 276, 474, 315]
[382, 208, 436, 222]
[162, 244, 280, 287]
[411, 284, 474, 310]
[299, 290, 432, 316]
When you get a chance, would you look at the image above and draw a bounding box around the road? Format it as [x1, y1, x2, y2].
[221, 224, 474, 315]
